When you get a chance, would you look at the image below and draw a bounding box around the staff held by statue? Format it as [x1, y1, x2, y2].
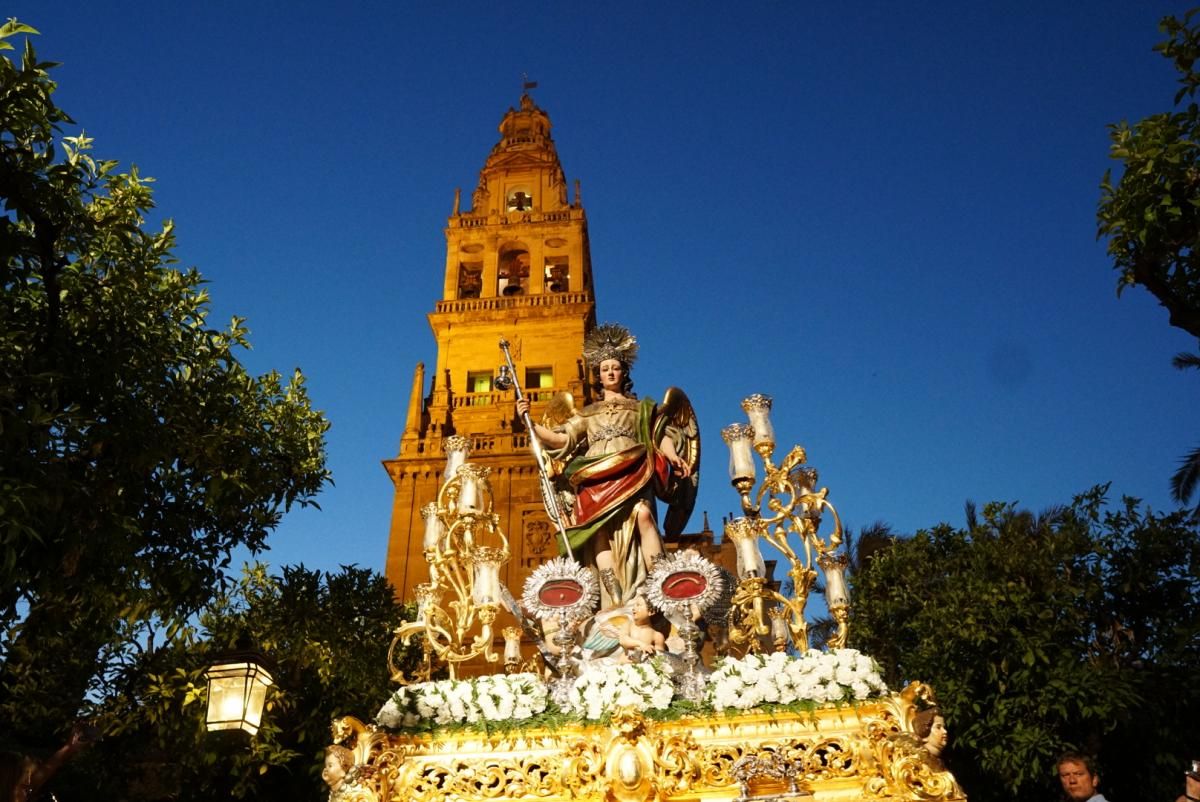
[495, 338, 574, 560]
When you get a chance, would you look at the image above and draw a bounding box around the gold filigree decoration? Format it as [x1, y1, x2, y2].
[653, 733, 702, 798]
[561, 739, 605, 798]
[602, 708, 658, 802]
[861, 683, 966, 801]
[334, 696, 968, 802]
[394, 757, 567, 802]
[721, 395, 852, 656]
[390, 452, 511, 680]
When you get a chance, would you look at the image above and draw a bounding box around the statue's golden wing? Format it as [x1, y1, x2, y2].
[541, 391, 577, 428]
[659, 386, 700, 537]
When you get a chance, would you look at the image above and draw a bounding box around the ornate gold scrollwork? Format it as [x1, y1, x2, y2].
[653, 733, 702, 798]
[389, 442, 511, 681]
[561, 738, 605, 798]
[602, 708, 657, 802]
[861, 683, 967, 801]
[328, 716, 394, 802]
[721, 396, 852, 656]
[347, 697, 967, 802]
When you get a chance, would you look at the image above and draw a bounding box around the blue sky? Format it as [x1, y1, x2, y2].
[11, 2, 1198, 576]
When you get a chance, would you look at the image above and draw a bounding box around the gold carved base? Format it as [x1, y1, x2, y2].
[330, 684, 965, 802]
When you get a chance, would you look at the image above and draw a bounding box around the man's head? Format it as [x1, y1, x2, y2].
[1057, 752, 1100, 801]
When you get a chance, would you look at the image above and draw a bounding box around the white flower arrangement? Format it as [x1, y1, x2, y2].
[566, 659, 676, 720]
[375, 672, 549, 730]
[706, 649, 888, 711]
[374, 650, 888, 729]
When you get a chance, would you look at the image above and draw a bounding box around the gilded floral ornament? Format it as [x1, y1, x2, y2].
[863, 683, 967, 801]
[602, 707, 658, 802]
[720, 394, 849, 655]
[330, 695, 968, 802]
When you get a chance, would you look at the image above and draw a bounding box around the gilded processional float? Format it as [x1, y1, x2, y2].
[323, 324, 965, 802]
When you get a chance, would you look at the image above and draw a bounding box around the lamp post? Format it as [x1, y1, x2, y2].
[203, 635, 275, 798]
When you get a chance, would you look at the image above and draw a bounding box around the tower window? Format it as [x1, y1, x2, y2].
[525, 367, 553, 390]
[498, 252, 530, 296]
[458, 263, 482, 299]
[507, 189, 534, 212]
[466, 371, 493, 406]
[544, 258, 569, 293]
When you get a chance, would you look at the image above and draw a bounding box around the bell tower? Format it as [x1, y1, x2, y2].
[383, 93, 596, 601]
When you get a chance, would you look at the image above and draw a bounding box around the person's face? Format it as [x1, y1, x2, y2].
[923, 715, 948, 756]
[1186, 773, 1200, 798]
[598, 359, 624, 393]
[322, 753, 346, 787]
[1058, 760, 1099, 801]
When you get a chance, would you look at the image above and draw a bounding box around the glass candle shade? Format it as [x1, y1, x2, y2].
[442, 435, 472, 481]
[770, 608, 790, 643]
[725, 516, 764, 578]
[421, 502, 444, 552]
[789, 466, 819, 496]
[722, 423, 757, 481]
[456, 463, 490, 514]
[414, 582, 439, 621]
[471, 547, 505, 605]
[819, 553, 851, 608]
[502, 627, 522, 664]
[741, 394, 775, 448]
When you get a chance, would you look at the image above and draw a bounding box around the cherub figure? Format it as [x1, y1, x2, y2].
[618, 594, 666, 662]
[322, 744, 355, 794]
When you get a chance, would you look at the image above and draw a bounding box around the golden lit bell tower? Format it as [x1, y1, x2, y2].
[383, 93, 595, 601]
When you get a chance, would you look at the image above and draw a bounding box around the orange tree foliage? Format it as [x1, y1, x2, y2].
[0, 19, 330, 786]
[851, 488, 1200, 802]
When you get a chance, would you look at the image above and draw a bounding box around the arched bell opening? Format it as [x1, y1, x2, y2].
[498, 250, 530, 296]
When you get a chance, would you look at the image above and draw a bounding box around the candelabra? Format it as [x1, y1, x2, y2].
[721, 394, 851, 654]
[390, 436, 511, 681]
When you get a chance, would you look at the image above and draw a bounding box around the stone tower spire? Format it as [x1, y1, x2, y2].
[383, 94, 596, 602]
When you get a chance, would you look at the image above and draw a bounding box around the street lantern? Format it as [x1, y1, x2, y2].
[204, 638, 275, 736]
